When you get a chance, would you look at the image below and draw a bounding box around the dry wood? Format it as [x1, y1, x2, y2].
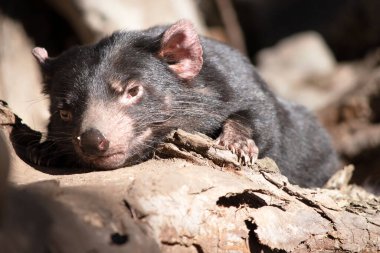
[1, 101, 380, 253]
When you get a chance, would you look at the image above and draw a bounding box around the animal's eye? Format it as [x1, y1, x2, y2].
[59, 110, 72, 121]
[127, 85, 141, 98]
[119, 82, 143, 105]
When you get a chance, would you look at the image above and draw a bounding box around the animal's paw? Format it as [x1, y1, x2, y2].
[26, 141, 54, 167]
[27, 146, 45, 166]
[216, 134, 259, 166]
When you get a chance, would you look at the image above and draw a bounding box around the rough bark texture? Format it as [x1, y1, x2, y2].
[1, 101, 379, 253]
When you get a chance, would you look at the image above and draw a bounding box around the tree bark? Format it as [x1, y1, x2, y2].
[1, 101, 379, 253]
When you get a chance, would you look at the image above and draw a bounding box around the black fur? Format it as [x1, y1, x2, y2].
[33, 22, 339, 187]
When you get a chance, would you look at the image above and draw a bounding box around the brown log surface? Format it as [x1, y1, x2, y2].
[1, 101, 380, 253]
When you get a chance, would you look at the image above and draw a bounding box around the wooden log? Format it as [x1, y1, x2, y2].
[1, 101, 379, 252]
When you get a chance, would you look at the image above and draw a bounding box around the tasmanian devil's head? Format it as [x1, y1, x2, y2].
[31, 20, 205, 169]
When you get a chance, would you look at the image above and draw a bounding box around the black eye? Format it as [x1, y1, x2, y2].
[59, 110, 72, 121]
[127, 86, 140, 97]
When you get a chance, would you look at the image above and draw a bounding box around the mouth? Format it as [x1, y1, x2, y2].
[72, 128, 153, 170]
[80, 151, 128, 169]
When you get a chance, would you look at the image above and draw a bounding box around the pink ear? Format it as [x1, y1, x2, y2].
[159, 20, 203, 80]
[32, 47, 49, 65]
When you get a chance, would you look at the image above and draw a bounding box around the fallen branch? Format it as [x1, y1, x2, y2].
[1, 101, 379, 252]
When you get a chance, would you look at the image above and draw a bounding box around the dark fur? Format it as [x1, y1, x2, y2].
[33, 21, 339, 187]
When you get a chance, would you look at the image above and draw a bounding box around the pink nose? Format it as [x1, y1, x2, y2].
[78, 128, 109, 155]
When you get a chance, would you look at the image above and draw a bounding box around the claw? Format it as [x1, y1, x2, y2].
[245, 154, 250, 164]
[240, 154, 245, 165]
[246, 155, 252, 166]
[32, 155, 38, 165]
[215, 134, 259, 166]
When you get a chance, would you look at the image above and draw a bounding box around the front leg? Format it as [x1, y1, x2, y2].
[9, 121, 61, 168]
[216, 116, 259, 166]
[0, 101, 67, 169]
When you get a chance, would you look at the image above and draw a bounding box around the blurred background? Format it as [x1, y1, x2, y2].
[0, 0, 379, 192]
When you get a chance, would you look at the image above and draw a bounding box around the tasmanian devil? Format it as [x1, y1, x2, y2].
[29, 20, 338, 187]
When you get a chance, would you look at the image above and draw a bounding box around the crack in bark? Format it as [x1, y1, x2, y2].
[192, 243, 205, 253]
[244, 219, 280, 253]
[366, 219, 380, 227]
[216, 190, 267, 209]
[259, 171, 286, 189]
[260, 171, 345, 248]
[189, 186, 215, 195]
[161, 240, 205, 253]
[287, 188, 341, 238]
[123, 199, 148, 220]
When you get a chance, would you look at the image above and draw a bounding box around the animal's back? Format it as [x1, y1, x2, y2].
[200, 35, 339, 187]
[28, 20, 339, 187]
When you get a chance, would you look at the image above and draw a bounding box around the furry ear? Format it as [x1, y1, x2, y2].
[158, 20, 203, 80]
[32, 47, 52, 94]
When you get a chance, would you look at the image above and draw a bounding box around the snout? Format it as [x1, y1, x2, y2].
[77, 128, 110, 156]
